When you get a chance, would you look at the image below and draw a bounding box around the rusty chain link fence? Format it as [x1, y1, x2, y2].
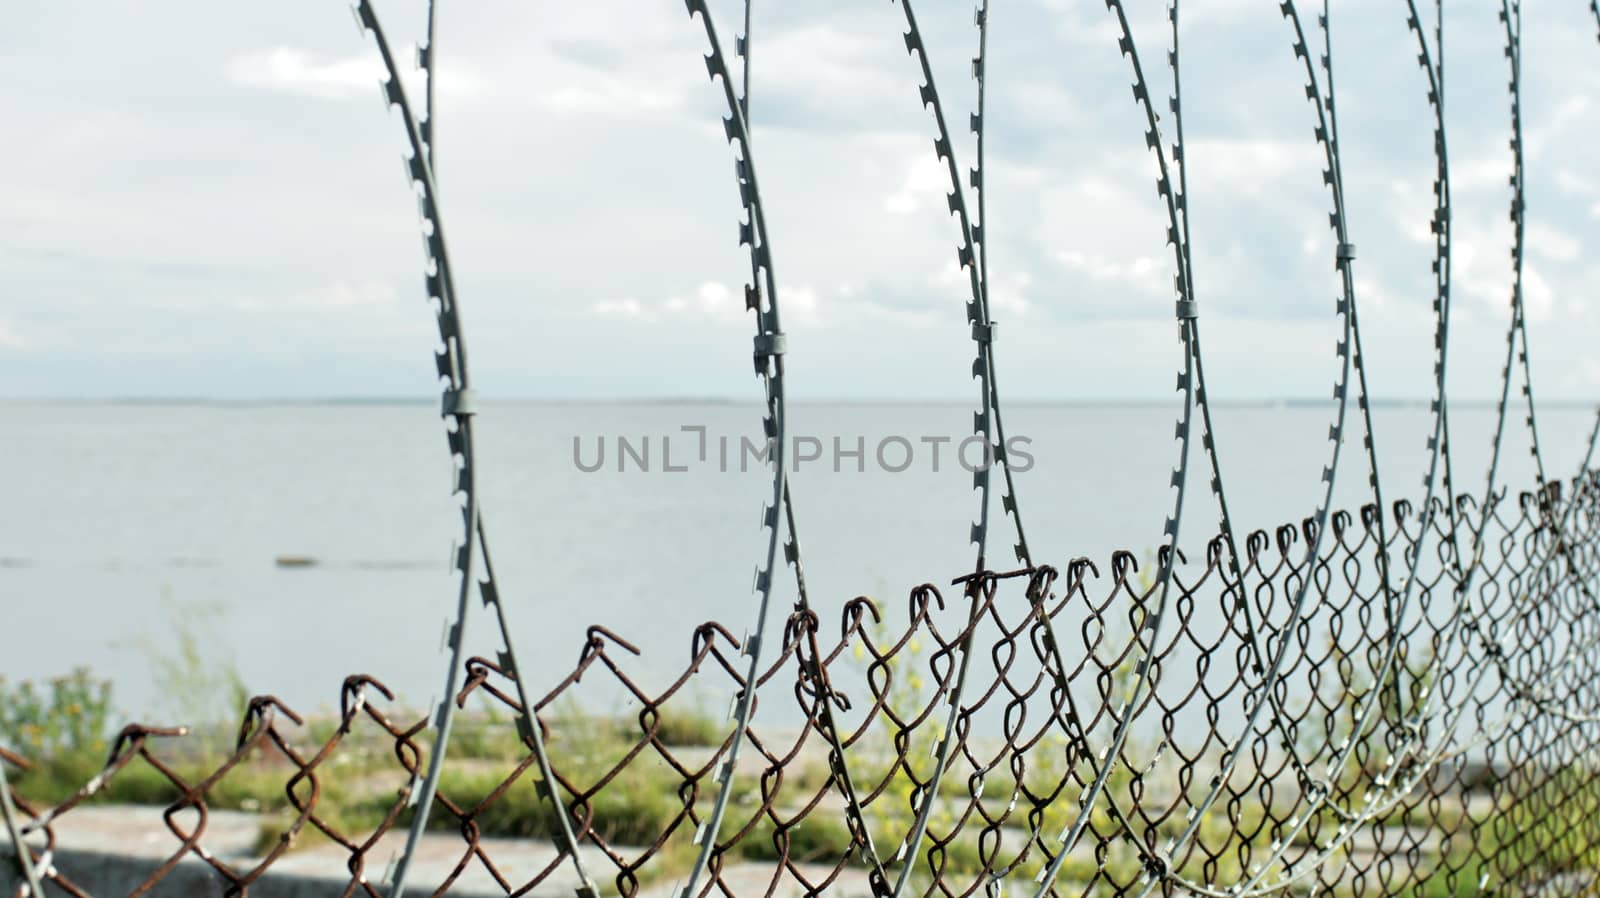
[5, 0, 1600, 896]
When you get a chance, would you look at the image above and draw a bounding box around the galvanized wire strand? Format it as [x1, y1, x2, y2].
[0, 753, 44, 898]
[1163, 2, 1471, 891]
[1128, 2, 1398, 890]
[1025, 2, 1198, 893]
[1050, 1, 1379, 890]
[1475, 0, 1600, 709]
[421, 0, 437, 165]
[1309, 0, 1458, 783]
[1144, 7, 1295, 724]
[731, 7, 892, 891]
[681, 5, 884, 893]
[348, 6, 603, 896]
[348, 7, 484, 897]
[1371, 412, 1600, 786]
[971, 562, 1090, 893]
[739, 0, 751, 118]
[1397, 0, 1535, 744]
[675, 4, 797, 896]
[1481, 0, 1531, 540]
[1437, 0, 1539, 616]
[1425, 0, 1568, 725]
[1095, 4, 1277, 890]
[474, 514, 601, 896]
[1499, 415, 1600, 721]
[1386, 0, 1467, 688]
[411, 8, 600, 894]
[1462, 19, 1600, 707]
[5, 477, 1597, 897]
[953, 2, 1203, 881]
[969, 2, 1189, 833]
[879, 4, 1025, 891]
[767, 469, 895, 893]
[1215, 31, 1455, 898]
[1392, 0, 1591, 749]
[1310, 0, 1402, 786]
[886, 0, 1000, 570]
[971, 0, 1036, 570]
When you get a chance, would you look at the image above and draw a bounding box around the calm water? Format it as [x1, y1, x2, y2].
[2, 400, 1594, 721]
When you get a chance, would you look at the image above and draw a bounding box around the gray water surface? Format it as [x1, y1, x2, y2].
[2, 400, 1593, 721]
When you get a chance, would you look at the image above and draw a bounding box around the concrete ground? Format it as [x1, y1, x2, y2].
[1, 805, 874, 897]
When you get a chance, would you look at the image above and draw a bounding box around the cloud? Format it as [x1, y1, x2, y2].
[230, 281, 399, 313]
[1527, 222, 1582, 263]
[1185, 138, 1311, 197]
[1055, 250, 1167, 298]
[4, 1, 1598, 401]
[534, 80, 682, 114]
[884, 155, 953, 216]
[592, 282, 749, 325]
[592, 281, 923, 332]
[0, 320, 24, 350]
[225, 47, 383, 100]
[225, 47, 491, 102]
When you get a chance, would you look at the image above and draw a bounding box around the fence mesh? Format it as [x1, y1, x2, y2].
[5, 473, 1599, 897]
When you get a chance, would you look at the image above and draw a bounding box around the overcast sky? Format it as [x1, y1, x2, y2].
[1, 0, 1595, 401]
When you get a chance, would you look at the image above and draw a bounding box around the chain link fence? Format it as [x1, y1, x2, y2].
[3, 476, 1600, 896]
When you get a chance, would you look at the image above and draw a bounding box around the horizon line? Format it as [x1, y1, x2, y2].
[1, 395, 1595, 408]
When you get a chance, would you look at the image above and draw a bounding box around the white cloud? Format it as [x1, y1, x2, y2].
[1451, 150, 1516, 192]
[226, 47, 383, 100]
[1524, 95, 1592, 160]
[1553, 168, 1597, 196]
[1522, 267, 1554, 321]
[0, 320, 24, 349]
[1055, 249, 1167, 297]
[592, 297, 648, 321]
[591, 282, 750, 325]
[1186, 138, 1312, 196]
[1527, 222, 1582, 263]
[534, 78, 683, 114]
[783, 285, 823, 327]
[988, 270, 1034, 319]
[226, 47, 491, 102]
[884, 155, 950, 216]
[5, 2, 1599, 401]
[231, 281, 398, 312]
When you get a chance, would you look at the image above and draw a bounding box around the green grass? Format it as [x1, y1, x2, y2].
[8, 647, 1598, 895]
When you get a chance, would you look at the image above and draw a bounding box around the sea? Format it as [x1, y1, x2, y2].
[2, 399, 1594, 724]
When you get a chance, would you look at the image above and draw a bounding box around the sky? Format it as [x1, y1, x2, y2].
[0, 0, 1596, 402]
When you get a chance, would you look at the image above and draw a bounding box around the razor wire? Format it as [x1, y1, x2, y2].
[1467, 0, 1600, 720]
[350, 4, 599, 896]
[1190, 2, 1477, 889]
[1116, 1, 1394, 892]
[877, 4, 1031, 894]
[5, 2, 1600, 898]
[671, 4, 819, 898]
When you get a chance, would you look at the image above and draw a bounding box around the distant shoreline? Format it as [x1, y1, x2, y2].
[1, 396, 1592, 408]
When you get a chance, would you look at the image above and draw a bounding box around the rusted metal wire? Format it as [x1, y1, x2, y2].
[0, 751, 42, 898]
[7, 483, 1600, 897]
